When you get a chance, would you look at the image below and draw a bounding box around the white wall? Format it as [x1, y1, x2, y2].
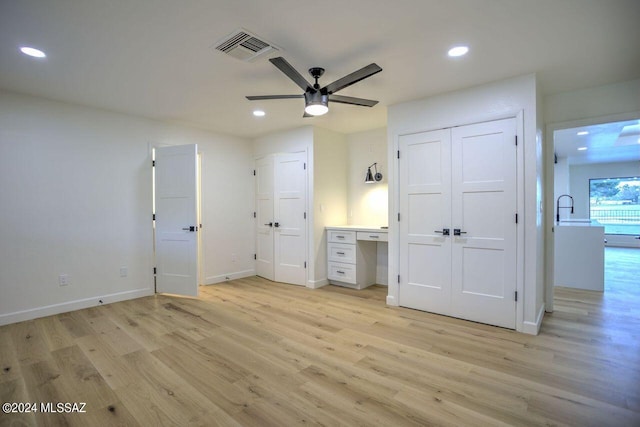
[554, 157, 570, 212]
[313, 127, 348, 286]
[0, 91, 254, 325]
[347, 127, 389, 285]
[347, 127, 388, 226]
[387, 74, 544, 334]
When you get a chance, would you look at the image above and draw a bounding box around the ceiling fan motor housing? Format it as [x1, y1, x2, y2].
[304, 91, 328, 108]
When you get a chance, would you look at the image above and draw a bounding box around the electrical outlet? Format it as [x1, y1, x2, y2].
[59, 274, 69, 286]
[120, 266, 128, 277]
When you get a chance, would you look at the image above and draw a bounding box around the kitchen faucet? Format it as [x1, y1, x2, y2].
[556, 194, 574, 222]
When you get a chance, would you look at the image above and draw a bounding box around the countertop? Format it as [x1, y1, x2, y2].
[557, 219, 603, 227]
[326, 225, 388, 232]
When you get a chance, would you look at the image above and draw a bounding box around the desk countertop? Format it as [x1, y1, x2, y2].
[326, 225, 388, 232]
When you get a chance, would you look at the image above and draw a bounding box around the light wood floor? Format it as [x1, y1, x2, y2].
[1, 251, 639, 426]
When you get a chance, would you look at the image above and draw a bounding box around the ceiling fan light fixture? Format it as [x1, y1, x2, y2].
[304, 92, 328, 116]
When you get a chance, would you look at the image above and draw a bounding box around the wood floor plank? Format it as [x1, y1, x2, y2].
[0, 247, 638, 425]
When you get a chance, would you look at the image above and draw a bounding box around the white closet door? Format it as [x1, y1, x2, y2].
[274, 152, 307, 286]
[450, 118, 517, 328]
[255, 155, 275, 281]
[398, 129, 452, 314]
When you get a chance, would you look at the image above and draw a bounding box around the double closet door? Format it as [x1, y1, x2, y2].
[398, 118, 518, 329]
[255, 152, 307, 286]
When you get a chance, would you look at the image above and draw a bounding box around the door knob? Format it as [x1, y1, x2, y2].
[264, 222, 273, 227]
[274, 222, 280, 228]
[453, 229, 467, 236]
[434, 228, 450, 236]
[182, 226, 196, 232]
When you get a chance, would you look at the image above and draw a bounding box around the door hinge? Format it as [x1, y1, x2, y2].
[515, 213, 518, 224]
[304, 261, 307, 268]
[253, 169, 256, 176]
[152, 160, 155, 167]
[398, 212, 401, 221]
[253, 212, 256, 218]
[515, 291, 518, 302]
[152, 213, 156, 221]
[304, 163, 306, 170]
[397, 150, 400, 159]
[153, 267, 157, 275]
[515, 135, 518, 146]
[304, 212, 306, 219]
[254, 254, 257, 260]
[397, 274, 400, 284]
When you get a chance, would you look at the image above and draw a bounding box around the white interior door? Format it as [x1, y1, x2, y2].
[273, 152, 307, 286]
[450, 118, 517, 328]
[399, 129, 452, 314]
[154, 144, 199, 297]
[398, 118, 518, 329]
[255, 156, 275, 281]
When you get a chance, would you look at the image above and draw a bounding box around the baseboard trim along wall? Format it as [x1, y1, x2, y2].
[522, 303, 546, 335]
[307, 279, 328, 289]
[204, 269, 255, 285]
[0, 287, 154, 326]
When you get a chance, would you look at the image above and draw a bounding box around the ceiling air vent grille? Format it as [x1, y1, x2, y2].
[213, 29, 279, 62]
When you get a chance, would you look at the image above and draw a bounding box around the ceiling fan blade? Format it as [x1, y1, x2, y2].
[246, 95, 304, 100]
[322, 63, 382, 95]
[329, 94, 378, 107]
[269, 57, 313, 92]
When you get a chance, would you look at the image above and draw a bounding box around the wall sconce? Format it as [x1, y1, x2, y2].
[365, 163, 383, 183]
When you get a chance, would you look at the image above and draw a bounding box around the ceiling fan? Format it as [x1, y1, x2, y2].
[246, 57, 382, 117]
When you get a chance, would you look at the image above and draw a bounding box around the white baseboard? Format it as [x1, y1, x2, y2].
[521, 303, 545, 335]
[307, 278, 328, 289]
[386, 295, 398, 306]
[0, 287, 154, 326]
[204, 269, 255, 285]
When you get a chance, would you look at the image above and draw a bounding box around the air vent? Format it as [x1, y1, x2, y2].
[213, 29, 280, 62]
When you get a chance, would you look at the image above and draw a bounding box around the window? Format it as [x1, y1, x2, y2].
[589, 176, 640, 235]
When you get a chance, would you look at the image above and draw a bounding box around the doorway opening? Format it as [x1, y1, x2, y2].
[550, 115, 640, 303]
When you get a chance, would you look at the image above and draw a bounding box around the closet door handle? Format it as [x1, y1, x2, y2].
[453, 229, 467, 236]
[274, 222, 280, 228]
[264, 222, 273, 227]
[434, 228, 450, 236]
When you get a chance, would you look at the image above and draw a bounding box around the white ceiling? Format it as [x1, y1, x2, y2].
[1, 0, 639, 139]
[554, 119, 640, 165]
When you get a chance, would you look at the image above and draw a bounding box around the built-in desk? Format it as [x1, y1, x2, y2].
[326, 226, 388, 289]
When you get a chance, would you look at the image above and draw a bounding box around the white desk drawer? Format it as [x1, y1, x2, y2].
[327, 262, 356, 284]
[328, 243, 356, 264]
[357, 231, 388, 242]
[328, 229, 356, 244]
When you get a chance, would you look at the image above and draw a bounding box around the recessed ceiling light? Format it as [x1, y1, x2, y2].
[448, 45, 469, 57]
[577, 147, 588, 151]
[577, 131, 589, 136]
[253, 110, 265, 117]
[20, 46, 46, 58]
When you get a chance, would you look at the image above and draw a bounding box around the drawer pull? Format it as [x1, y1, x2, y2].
[369, 235, 379, 238]
[336, 270, 345, 274]
[336, 251, 345, 255]
[336, 235, 345, 239]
